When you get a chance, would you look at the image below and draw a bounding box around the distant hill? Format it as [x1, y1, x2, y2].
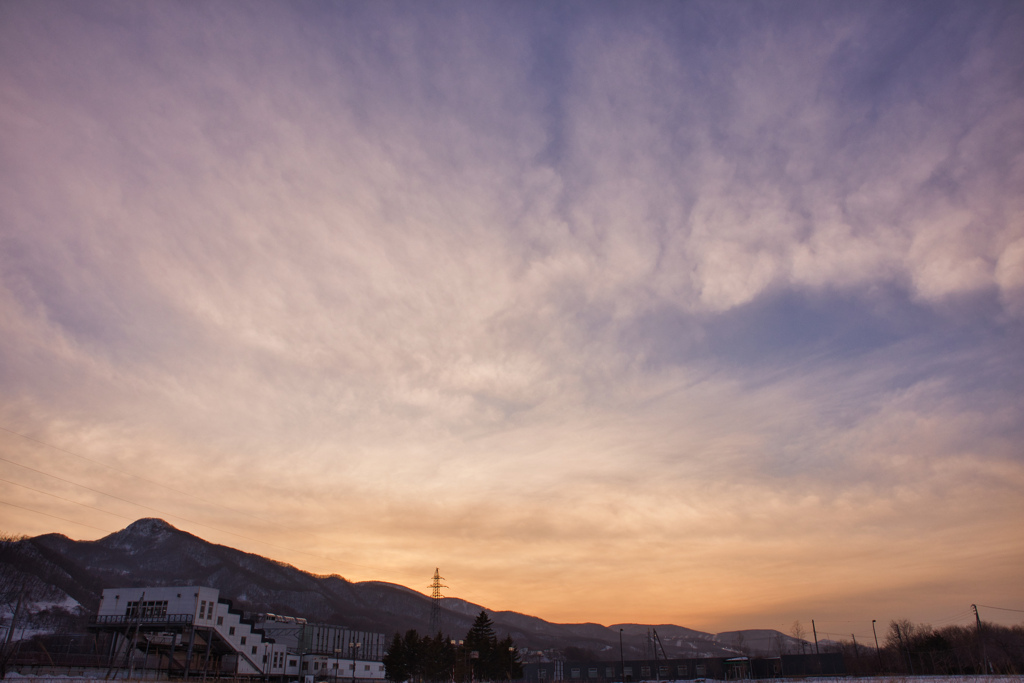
[3, 518, 807, 659]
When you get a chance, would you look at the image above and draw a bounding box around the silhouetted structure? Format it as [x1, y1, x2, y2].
[522, 652, 845, 681]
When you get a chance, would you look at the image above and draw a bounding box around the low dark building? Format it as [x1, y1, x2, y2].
[522, 653, 845, 681]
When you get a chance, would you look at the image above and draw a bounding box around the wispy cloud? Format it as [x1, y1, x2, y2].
[1, 0, 1021, 631]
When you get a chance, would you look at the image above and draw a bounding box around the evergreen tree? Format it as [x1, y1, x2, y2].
[404, 629, 424, 682]
[497, 636, 523, 681]
[421, 632, 456, 683]
[464, 611, 498, 680]
[465, 611, 496, 651]
[385, 630, 457, 683]
[459, 611, 521, 682]
[392, 612, 522, 683]
[383, 632, 409, 683]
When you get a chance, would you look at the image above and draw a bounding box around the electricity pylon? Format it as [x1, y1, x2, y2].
[429, 568, 447, 635]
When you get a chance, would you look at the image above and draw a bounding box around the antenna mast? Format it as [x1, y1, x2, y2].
[429, 568, 447, 635]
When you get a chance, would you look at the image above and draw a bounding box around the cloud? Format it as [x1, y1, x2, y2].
[1, 0, 1022, 630]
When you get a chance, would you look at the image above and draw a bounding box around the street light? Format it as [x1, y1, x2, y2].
[451, 640, 464, 683]
[619, 629, 625, 683]
[349, 641, 361, 683]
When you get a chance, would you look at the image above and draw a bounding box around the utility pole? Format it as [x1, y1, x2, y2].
[872, 620, 882, 672]
[126, 593, 145, 681]
[1, 578, 26, 678]
[651, 631, 667, 664]
[894, 623, 914, 675]
[3, 579, 25, 649]
[973, 604, 990, 674]
[811, 620, 819, 655]
[652, 629, 660, 682]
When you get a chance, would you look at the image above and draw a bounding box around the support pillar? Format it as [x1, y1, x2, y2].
[183, 627, 197, 681]
[201, 629, 213, 682]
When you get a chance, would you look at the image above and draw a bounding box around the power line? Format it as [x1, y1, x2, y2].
[931, 609, 975, 625]
[0, 499, 117, 534]
[0, 423, 399, 573]
[0, 454, 178, 516]
[814, 619, 877, 628]
[0, 476, 137, 521]
[977, 604, 1024, 614]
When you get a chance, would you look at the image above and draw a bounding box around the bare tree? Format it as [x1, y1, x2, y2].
[884, 619, 922, 650]
[790, 621, 808, 654]
[1, 534, 64, 676]
[773, 632, 787, 656]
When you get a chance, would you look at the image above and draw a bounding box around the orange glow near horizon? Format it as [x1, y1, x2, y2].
[1, 0, 1022, 641]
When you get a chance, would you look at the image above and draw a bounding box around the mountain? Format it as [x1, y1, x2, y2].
[714, 629, 810, 655]
[3, 519, 802, 659]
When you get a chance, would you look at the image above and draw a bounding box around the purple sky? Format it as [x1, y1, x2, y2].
[1, 1, 1022, 636]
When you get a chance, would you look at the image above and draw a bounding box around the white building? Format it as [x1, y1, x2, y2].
[93, 586, 386, 680]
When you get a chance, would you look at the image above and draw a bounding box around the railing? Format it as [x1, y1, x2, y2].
[89, 613, 194, 627]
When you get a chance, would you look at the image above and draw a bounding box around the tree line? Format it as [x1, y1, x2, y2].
[384, 611, 522, 683]
[789, 618, 1024, 676]
[1, 534, 84, 677]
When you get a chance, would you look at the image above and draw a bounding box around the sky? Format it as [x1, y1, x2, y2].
[1, 0, 1023, 638]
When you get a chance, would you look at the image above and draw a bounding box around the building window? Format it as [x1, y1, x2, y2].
[229, 627, 235, 635]
[677, 665, 688, 677]
[199, 601, 206, 619]
[606, 668, 615, 677]
[571, 668, 581, 679]
[126, 600, 168, 619]
[588, 668, 598, 678]
[696, 665, 705, 676]
[302, 663, 309, 671]
[623, 668, 632, 677]
[252, 646, 257, 655]
[641, 666, 651, 677]
[217, 616, 224, 625]
[659, 666, 669, 677]
[290, 660, 297, 667]
[538, 668, 547, 679]
[241, 637, 246, 645]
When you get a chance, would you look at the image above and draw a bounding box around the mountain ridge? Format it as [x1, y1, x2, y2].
[6, 518, 808, 659]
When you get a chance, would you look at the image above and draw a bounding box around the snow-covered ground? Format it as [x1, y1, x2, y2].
[643, 679, 1021, 683]
[9, 679, 1024, 682]
[2, 594, 84, 641]
[783, 678, 1023, 683]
